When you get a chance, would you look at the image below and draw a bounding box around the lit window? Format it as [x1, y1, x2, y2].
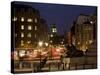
[27, 33, 31, 38]
[21, 17, 24, 22]
[35, 18, 37, 23]
[54, 28, 57, 32]
[27, 18, 33, 22]
[21, 40, 24, 46]
[12, 17, 17, 21]
[78, 42, 80, 45]
[52, 29, 54, 32]
[35, 26, 37, 30]
[21, 25, 24, 30]
[52, 28, 57, 33]
[19, 50, 25, 57]
[27, 40, 31, 44]
[21, 32, 24, 37]
[28, 25, 32, 30]
[89, 40, 93, 44]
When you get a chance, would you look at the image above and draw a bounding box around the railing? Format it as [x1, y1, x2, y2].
[13, 58, 97, 73]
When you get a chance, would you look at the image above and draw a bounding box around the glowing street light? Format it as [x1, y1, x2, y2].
[90, 21, 93, 24]
[56, 48, 60, 52]
[50, 34, 53, 37]
[38, 41, 43, 47]
[19, 50, 25, 57]
[45, 42, 48, 47]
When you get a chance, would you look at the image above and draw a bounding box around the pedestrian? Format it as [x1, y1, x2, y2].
[63, 57, 70, 69]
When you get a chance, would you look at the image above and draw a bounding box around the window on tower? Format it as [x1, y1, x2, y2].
[52, 28, 57, 33]
[50, 34, 53, 37]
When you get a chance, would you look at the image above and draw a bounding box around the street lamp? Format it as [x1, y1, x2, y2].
[38, 41, 43, 70]
[90, 21, 93, 24]
[45, 42, 48, 47]
[38, 41, 43, 47]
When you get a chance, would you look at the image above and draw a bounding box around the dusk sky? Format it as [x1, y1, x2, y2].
[14, 2, 97, 35]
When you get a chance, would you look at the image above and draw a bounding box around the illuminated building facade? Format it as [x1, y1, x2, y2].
[74, 14, 96, 51]
[11, 2, 48, 50]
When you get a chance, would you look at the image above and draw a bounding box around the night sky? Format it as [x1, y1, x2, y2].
[14, 1, 97, 35]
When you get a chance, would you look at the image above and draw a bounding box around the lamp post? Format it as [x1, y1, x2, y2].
[45, 42, 48, 53]
[38, 41, 43, 70]
[50, 41, 52, 59]
[45, 42, 49, 58]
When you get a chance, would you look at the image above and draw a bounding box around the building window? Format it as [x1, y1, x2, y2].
[27, 18, 33, 22]
[27, 40, 31, 44]
[35, 18, 37, 23]
[21, 17, 24, 22]
[21, 32, 24, 38]
[21, 40, 24, 46]
[12, 17, 17, 21]
[78, 42, 80, 45]
[52, 28, 57, 33]
[27, 33, 31, 38]
[35, 26, 37, 30]
[28, 25, 32, 30]
[21, 25, 24, 30]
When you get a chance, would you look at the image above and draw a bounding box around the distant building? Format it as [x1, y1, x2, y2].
[11, 2, 48, 50]
[49, 24, 57, 45]
[40, 18, 49, 42]
[74, 14, 96, 51]
[66, 32, 72, 46]
[90, 11, 97, 41]
[65, 21, 76, 47]
[51, 24, 57, 34]
[49, 24, 65, 45]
